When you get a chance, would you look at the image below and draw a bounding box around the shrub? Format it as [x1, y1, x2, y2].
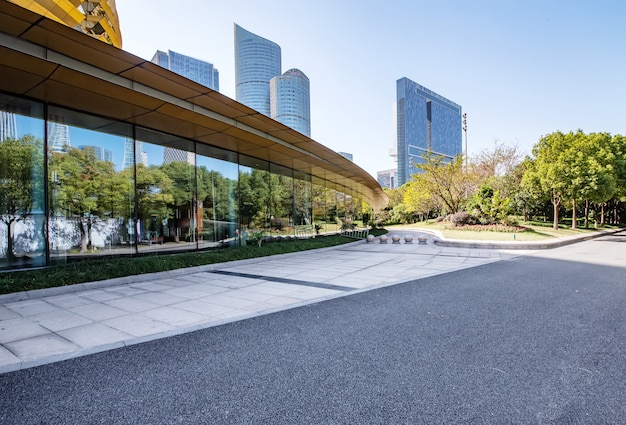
[450, 211, 473, 226]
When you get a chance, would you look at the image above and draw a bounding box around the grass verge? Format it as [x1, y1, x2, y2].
[389, 221, 620, 241]
[0, 230, 387, 296]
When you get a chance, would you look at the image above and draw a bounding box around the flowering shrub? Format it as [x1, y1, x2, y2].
[450, 224, 527, 233]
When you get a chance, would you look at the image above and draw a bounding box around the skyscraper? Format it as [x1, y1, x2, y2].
[396, 77, 462, 186]
[151, 50, 219, 91]
[79, 145, 113, 162]
[234, 23, 281, 116]
[47, 120, 71, 152]
[7, 0, 122, 48]
[0, 111, 17, 141]
[270, 69, 311, 137]
[152, 49, 219, 165]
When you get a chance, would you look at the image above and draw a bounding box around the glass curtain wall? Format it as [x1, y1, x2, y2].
[1, 93, 373, 271]
[47, 106, 133, 265]
[239, 155, 270, 241]
[0, 95, 45, 270]
[196, 144, 238, 248]
[294, 171, 312, 236]
[135, 128, 196, 253]
[269, 163, 294, 236]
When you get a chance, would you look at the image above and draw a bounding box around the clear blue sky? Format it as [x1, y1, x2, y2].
[117, 0, 626, 178]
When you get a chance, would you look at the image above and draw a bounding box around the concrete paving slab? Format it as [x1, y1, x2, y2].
[4, 334, 79, 362]
[29, 310, 93, 332]
[4, 299, 58, 317]
[0, 306, 20, 321]
[0, 317, 50, 344]
[69, 303, 128, 322]
[57, 322, 132, 348]
[101, 314, 176, 338]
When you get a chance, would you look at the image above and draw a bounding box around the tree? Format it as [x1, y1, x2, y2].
[130, 164, 174, 241]
[49, 147, 125, 252]
[410, 153, 475, 215]
[522, 131, 578, 230]
[0, 135, 44, 262]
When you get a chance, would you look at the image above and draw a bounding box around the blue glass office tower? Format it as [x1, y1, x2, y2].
[270, 69, 310, 137]
[151, 50, 219, 91]
[234, 23, 281, 116]
[396, 77, 462, 186]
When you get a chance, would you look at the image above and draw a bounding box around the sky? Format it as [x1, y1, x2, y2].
[116, 0, 626, 178]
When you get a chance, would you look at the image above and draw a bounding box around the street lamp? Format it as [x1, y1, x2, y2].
[462, 113, 468, 172]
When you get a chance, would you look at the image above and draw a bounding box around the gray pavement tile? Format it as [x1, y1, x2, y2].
[142, 307, 209, 328]
[0, 306, 20, 320]
[128, 282, 175, 292]
[4, 299, 59, 317]
[0, 345, 20, 368]
[173, 299, 236, 317]
[44, 294, 95, 309]
[30, 310, 93, 332]
[4, 333, 80, 362]
[130, 291, 188, 306]
[58, 323, 132, 348]
[224, 289, 278, 302]
[199, 294, 260, 310]
[0, 317, 50, 344]
[69, 303, 128, 322]
[241, 284, 297, 296]
[181, 282, 234, 295]
[264, 296, 307, 307]
[103, 297, 160, 313]
[102, 314, 176, 338]
[162, 287, 224, 300]
[77, 289, 125, 302]
[57, 322, 132, 348]
[103, 286, 148, 297]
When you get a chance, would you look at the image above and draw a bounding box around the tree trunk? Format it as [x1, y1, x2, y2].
[552, 197, 560, 230]
[571, 199, 577, 229]
[601, 203, 605, 226]
[6, 219, 15, 263]
[584, 199, 589, 229]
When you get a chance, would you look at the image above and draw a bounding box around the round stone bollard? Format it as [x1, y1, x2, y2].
[417, 234, 428, 245]
[379, 234, 388, 244]
[366, 234, 375, 243]
[391, 234, 401, 244]
[404, 235, 413, 244]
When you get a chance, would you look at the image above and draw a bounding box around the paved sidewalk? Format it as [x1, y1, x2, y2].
[0, 228, 605, 374]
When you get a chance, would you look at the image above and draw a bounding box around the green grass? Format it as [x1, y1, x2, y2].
[388, 221, 619, 242]
[0, 229, 388, 296]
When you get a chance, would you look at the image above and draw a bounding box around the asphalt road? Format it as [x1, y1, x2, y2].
[1, 234, 625, 424]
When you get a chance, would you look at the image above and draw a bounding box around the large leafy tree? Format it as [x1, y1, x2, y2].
[522, 131, 577, 230]
[0, 135, 44, 262]
[49, 147, 126, 252]
[127, 164, 173, 240]
[410, 153, 474, 215]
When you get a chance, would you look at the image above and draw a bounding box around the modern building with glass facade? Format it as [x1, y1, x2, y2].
[0, 2, 386, 272]
[151, 50, 219, 92]
[396, 77, 462, 186]
[270, 69, 311, 137]
[7, 0, 122, 48]
[234, 23, 281, 116]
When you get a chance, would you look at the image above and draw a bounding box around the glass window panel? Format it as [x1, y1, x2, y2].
[239, 155, 270, 242]
[196, 144, 238, 248]
[0, 95, 45, 270]
[47, 106, 133, 264]
[294, 172, 312, 237]
[135, 127, 196, 253]
[269, 163, 293, 236]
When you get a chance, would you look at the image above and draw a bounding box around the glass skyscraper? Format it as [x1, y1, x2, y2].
[270, 69, 311, 137]
[396, 77, 462, 186]
[151, 50, 219, 92]
[152, 49, 219, 164]
[234, 23, 281, 117]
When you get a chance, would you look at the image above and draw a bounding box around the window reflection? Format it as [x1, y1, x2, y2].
[47, 106, 133, 264]
[0, 95, 45, 269]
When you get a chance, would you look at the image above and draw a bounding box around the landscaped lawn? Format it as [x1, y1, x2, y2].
[387, 221, 617, 242]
